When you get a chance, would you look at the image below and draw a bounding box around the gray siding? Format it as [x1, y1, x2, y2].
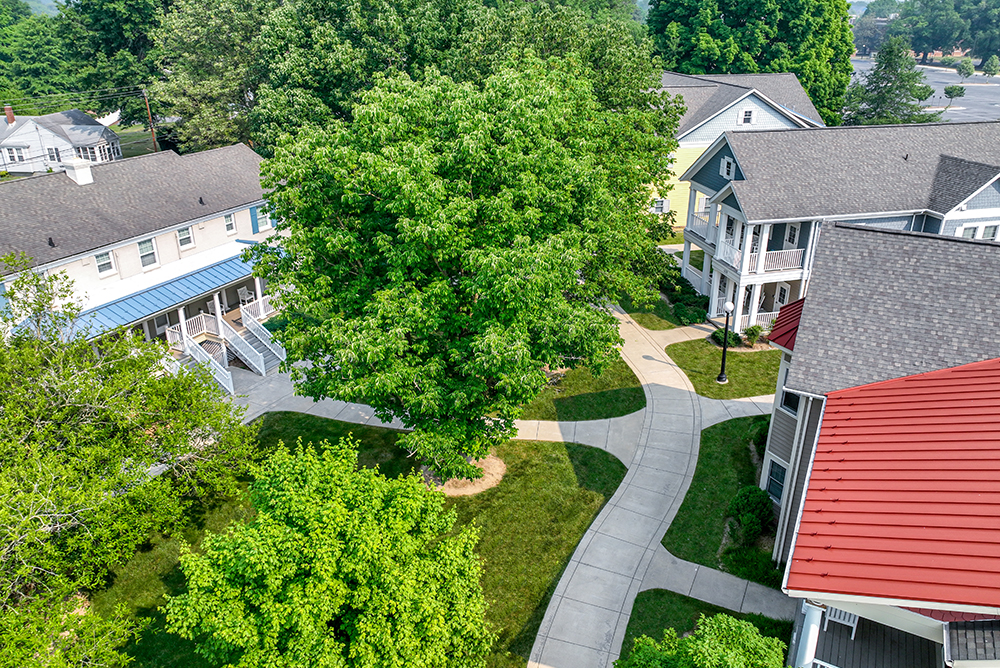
[942, 214, 1000, 237]
[797, 220, 812, 250]
[779, 398, 823, 562]
[691, 142, 744, 194]
[722, 192, 740, 209]
[768, 408, 797, 463]
[833, 215, 911, 230]
[968, 181, 1000, 210]
[683, 93, 804, 144]
[767, 223, 786, 251]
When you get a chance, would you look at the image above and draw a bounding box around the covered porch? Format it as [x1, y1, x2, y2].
[708, 271, 802, 334]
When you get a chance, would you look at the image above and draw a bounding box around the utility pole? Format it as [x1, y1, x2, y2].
[142, 89, 158, 152]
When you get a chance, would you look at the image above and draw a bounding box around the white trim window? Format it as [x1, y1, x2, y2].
[177, 226, 194, 248]
[258, 211, 272, 229]
[959, 223, 999, 241]
[224, 213, 237, 234]
[75, 146, 98, 162]
[138, 238, 158, 268]
[98, 144, 112, 162]
[740, 108, 756, 125]
[153, 313, 170, 335]
[775, 281, 790, 307]
[784, 222, 800, 249]
[6, 147, 25, 163]
[985, 225, 999, 241]
[650, 198, 668, 214]
[46, 147, 61, 162]
[766, 459, 787, 501]
[95, 251, 115, 275]
[780, 369, 800, 416]
[720, 156, 735, 180]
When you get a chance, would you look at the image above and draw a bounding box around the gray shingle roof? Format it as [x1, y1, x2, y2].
[949, 621, 1000, 661]
[727, 122, 1000, 222]
[658, 71, 823, 136]
[0, 109, 119, 146]
[785, 223, 1000, 396]
[0, 144, 264, 270]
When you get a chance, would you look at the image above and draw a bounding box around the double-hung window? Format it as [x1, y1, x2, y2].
[984, 225, 999, 241]
[258, 211, 272, 229]
[6, 147, 24, 163]
[177, 226, 194, 248]
[740, 109, 755, 125]
[47, 147, 61, 162]
[138, 238, 158, 268]
[95, 251, 115, 275]
[780, 368, 799, 415]
[224, 213, 236, 234]
[720, 156, 735, 179]
[766, 461, 787, 501]
[651, 199, 668, 214]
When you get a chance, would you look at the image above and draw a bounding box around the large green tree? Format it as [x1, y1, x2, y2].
[166, 440, 493, 668]
[892, 0, 968, 62]
[863, 0, 902, 15]
[0, 254, 255, 662]
[0, 14, 76, 100]
[615, 614, 786, 668]
[248, 58, 680, 478]
[842, 35, 941, 123]
[646, 0, 855, 124]
[961, 0, 1000, 63]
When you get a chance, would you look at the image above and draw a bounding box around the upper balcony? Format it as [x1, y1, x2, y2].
[716, 239, 804, 275]
[685, 211, 713, 245]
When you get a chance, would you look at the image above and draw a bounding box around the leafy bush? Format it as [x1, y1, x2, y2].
[711, 328, 742, 348]
[736, 512, 763, 545]
[722, 545, 783, 589]
[940, 55, 957, 67]
[673, 303, 707, 326]
[728, 486, 773, 546]
[743, 324, 763, 346]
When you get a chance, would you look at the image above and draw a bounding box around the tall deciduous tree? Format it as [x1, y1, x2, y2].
[646, 0, 855, 124]
[248, 58, 680, 478]
[962, 0, 1000, 64]
[892, 0, 968, 62]
[0, 14, 76, 99]
[615, 614, 786, 668]
[166, 440, 494, 668]
[842, 35, 941, 123]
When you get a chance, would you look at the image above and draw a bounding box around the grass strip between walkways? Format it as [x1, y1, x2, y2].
[618, 293, 682, 330]
[666, 338, 781, 400]
[619, 589, 793, 663]
[520, 356, 645, 422]
[661, 416, 782, 589]
[91, 412, 627, 668]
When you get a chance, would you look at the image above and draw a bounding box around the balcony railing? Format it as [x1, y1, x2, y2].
[737, 311, 780, 333]
[682, 264, 702, 286]
[687, 212, 711, 240]
[747, 248, 805, 273]
[242, 294, 279, 322]
[717, 239, 740, 267]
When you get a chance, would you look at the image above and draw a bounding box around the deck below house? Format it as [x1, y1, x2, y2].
[806, 613, 943, 668]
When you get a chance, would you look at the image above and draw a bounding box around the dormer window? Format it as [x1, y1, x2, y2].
[719, 156, 735, 180]
[740, 108, 756, 125]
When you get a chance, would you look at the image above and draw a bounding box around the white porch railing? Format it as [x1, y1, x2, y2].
[682, 264, 702, 286]
[687, 212, 711, 240]
[221, 320, 266, 375]
[717, 239, 740, 267]
[747, 248, 805, 273]
[185, 313, 219, 337]
[812, 661, 841, 668]
[174, 329, 234, 394]
[737, 311, 780, 333]
[242, 294, 279, 322]
[242, 309, 287, 362]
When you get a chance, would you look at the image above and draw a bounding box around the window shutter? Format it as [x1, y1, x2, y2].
[720, 158, 726, 177]
[250, 207, 259, 234]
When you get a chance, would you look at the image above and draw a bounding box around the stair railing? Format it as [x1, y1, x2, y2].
[241, 308, 287, 362]
[221, 320, 266, 376]
[182, 332, 234, 394]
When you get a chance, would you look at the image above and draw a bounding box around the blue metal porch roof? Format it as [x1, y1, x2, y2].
[80, 253, 253, 335]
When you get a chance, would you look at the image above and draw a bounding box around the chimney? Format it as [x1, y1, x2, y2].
[64, 157, 93, 186]
[3, 105, 13, 125]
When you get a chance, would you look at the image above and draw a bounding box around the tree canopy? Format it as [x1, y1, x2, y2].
[646, 0, 855, 124]
[248, 57, 680, 478]
[166, 439, 494, 668]
[615, 614, 786, 668]
[891, 0, 968, 62]
[842, 35, 941, 124]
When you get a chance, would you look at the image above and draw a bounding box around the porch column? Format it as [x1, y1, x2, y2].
[747, 283, 761, 328]
[732, 281, 746, 333]
[739, 223, 754, 275]
[254, 276, 264, 300]
[220, 288, 229, 311]
[213, 292, 224, 334]
[687, 187, 699, 226]
[795, 602, 824, 667]
[708, 202, 720, 245]
[681, 241, 691, 274]
[141, 320, 151, 341]
[177, 307, 188, 339]
[701, 247, 712, 294]
[757, 224, 772, 274]
[709, 268, 722, 316]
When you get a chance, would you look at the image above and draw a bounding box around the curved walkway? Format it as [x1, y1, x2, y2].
[229, 314, 791, 668]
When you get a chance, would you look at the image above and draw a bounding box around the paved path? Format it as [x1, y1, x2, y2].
[229, 315, 790, 668]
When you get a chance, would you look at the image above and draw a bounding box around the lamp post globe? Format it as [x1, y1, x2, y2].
[716, 301, 735, 384]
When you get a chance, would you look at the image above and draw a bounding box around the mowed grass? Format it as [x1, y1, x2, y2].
[110, 124, 158, 158]
[520, 356, 645, 421]
[618, 293, 682, 331]
[667, 338, 781, 400]
[91, 413, 626, 668]
[619, 589, 792, 663]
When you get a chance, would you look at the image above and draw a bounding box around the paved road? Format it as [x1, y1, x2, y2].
[852, 57, 1000, 122]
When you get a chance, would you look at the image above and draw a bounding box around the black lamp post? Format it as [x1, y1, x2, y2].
[716, 300, 735, 384]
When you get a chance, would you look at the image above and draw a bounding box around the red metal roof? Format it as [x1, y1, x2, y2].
[768, 298, 803, 352]
[786, 357, 1000, 610]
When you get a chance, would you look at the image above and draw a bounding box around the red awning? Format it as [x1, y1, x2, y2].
[769, 298, 804, 352]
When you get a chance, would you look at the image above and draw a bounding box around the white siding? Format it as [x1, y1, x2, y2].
[1, 121, 78, 173]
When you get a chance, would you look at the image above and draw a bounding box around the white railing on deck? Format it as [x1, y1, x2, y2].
[812, 661, 841, 668]
[221, 320, 266, 375]
[183, 332, 234, 394]
[185, 313, 219, 338]
[717, 239, 740, 267]
[242, 309, 287, 362]
[728, 247, 806, 274]
[166, 324, 182, 349]
[737, 311, 780, 333]
[687, 212, 710, 240]
[682, 264, 702, 286]
[241, 294, 279, 322]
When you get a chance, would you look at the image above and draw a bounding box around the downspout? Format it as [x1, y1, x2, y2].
[795, 601, 825, 668]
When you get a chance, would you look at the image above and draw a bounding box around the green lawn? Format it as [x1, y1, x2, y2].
[618, 293, 682, 331]
[619, 589, 792, 663]
[91, 412, 626, 668]
[688, 248, 705, 270]
[666, 338, 781, 399]
[520, 356, 645, 421]
[111, 125, 159, 158]
[661, 416, 782, 589]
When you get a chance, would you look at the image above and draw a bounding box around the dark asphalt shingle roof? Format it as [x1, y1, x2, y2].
[727, 122, 1000, 222]
[949, 620, 1000, 661]
[0, 109, 119, 146]
[0, 144, 264, 270]
[785, 223, 1000, 396]
[658, 71, 823, 135]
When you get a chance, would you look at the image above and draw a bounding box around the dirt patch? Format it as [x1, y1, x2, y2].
[424, 455, 507, 497]
[706, 337, 774, 353]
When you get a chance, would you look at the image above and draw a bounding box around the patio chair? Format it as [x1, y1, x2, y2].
[823, 606, 859, 640]
[238, 286, 256, 306]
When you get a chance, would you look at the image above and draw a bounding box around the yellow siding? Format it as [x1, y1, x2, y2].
[663, 147, 707, 228]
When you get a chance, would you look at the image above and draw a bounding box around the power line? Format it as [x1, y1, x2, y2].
[0, 86, 145, 105]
